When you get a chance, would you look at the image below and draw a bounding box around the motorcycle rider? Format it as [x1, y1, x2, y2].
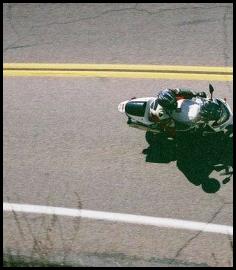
[149, 88, 224, 136]
[157, 88, 207, 112]
[150, 88, 206, 119]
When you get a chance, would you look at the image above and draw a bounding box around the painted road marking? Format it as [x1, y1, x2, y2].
[3, 202, 233, 235]
[3, 63, 233, 81]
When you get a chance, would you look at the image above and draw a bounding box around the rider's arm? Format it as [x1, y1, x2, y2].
[171, 88, 206, 99]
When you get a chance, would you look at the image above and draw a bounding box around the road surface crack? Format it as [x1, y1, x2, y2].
[4, 41, 54, 52]
[172, 203, 226, 262]
[6, 3, 19, 38]
[31, 4, 138, 29]
[30, 4, 231, 30]
[211, 252, 219, 266]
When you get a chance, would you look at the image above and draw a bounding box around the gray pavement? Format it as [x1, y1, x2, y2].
[3, 3, 233, 267]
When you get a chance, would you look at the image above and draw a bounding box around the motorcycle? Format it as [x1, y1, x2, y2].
[118, 84, 233, 144]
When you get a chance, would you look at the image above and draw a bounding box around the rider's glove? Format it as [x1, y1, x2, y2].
[196, 92, 207, 98]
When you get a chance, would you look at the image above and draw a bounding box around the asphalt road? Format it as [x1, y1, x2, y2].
[3, 3, 233, 267]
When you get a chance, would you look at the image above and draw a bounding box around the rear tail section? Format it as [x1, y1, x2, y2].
[118, 100, 129, 113]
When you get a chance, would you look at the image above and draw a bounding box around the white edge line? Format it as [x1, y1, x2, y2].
[3, 202, 233, 236]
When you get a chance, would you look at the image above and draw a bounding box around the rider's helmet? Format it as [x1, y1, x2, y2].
[200, 99, 222, 122]
[157, 89, 177, 112]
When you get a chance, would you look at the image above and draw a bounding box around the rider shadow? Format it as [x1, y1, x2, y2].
[142, 132, 233, 193]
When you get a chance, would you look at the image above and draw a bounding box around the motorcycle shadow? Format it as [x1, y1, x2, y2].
[142, 132, 233, 194]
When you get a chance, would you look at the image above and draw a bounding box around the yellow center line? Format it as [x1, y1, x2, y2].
[3, 63, 233, 81]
